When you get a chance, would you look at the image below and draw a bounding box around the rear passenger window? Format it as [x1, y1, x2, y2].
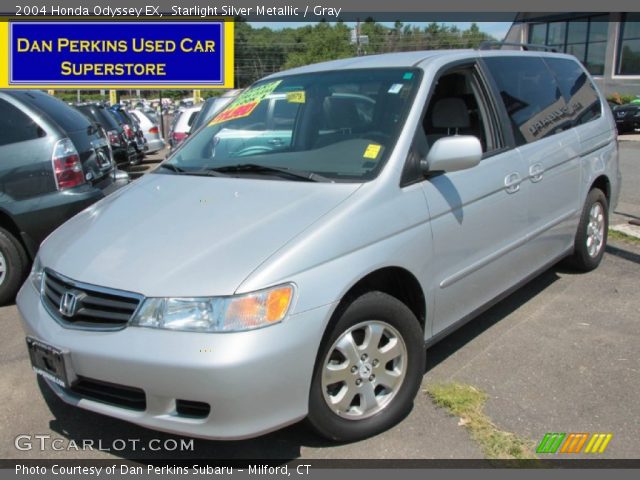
[484, 56, 569, 145]
[25, 92, 89, 132]
[544, 58, 602, 126]
[0, 99, 44, 146]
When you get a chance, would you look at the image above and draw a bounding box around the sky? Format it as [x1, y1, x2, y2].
[249, 22, 513, 40]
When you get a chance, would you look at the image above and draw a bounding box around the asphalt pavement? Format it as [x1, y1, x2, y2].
[1, 142, 639, 460]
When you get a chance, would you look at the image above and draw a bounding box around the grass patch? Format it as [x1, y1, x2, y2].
[608, 228, 640, 246]
[426, 383, 537, 460]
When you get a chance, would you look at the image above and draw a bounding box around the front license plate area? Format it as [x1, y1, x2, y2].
[26, 337, 70, 388]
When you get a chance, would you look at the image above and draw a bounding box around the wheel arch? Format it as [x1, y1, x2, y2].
[328, 266, 427, 335]
[590, 175, 611, 203]
[0, 209, 32, 260]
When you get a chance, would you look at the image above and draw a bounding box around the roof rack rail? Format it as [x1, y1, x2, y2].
[478, 41, 558, 52]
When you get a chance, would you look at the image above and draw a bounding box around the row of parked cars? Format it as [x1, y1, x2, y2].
[0, 90, 171, 304]
[75, 102, 165, 165]
[0, 91, 124, 302]
[168, 89, 242, 151]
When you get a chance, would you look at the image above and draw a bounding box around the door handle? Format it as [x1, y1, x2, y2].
[504, 173, 521, 194]
[529, 163, 545, 183]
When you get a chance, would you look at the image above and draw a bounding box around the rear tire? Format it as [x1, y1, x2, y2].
[569, 188, 608, 272]
[0, 228, 29, 305]
[307, 291, 425, 442]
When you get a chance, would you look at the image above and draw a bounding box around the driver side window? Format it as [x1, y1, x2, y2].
[422, 69, 495, 153]
[402, 64, 502, 186]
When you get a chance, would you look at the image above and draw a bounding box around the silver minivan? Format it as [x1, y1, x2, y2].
[17, 49, 620, 442]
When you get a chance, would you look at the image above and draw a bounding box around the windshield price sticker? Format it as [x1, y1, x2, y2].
[363, 144, 382, 159]
[211, 80, 282, 125]
[286, 91, 306, 103]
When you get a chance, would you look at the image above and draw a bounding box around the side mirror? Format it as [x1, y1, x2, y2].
[421, 136, 482, 174]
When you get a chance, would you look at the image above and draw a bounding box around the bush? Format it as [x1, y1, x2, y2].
[608, 92, 638, 105]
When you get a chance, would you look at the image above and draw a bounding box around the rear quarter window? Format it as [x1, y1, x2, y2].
[22, 92, 90, 132]
[0, 98, 44, 146]
[543, 57, 602, 126]
[484, 56, 572, 145]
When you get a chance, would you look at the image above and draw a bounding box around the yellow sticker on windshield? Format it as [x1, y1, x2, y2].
[210, 80, 282, 125]
[363, 144, 381, 159]
[286, 91, 306, 103]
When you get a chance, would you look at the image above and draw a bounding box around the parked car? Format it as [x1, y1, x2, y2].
[75, 103, 137, 165]
[168, 104, 201, 150]
[612, 103, 640, 133]
[18, 50, 620, 442]
[189, 89, 243, 134]
[0, 90, 122, 303]
[129, 109, 165, 154]
[109, 105, 146, 164]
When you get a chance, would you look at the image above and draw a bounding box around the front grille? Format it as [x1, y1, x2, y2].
[42, 270, 142, 330]
[68, 376, 146, 411]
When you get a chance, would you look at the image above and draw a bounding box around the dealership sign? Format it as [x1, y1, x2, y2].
[0, 20, 234, 88]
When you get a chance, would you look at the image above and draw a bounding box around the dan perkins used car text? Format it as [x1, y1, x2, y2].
[15, 5, 343, 18]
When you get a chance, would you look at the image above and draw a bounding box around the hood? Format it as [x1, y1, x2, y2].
[40, 173, 361, 297]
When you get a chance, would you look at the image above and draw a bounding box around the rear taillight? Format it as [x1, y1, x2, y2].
[52, 138, 85, 191]
[149, 126, 159, 134]
[123, 124, 134, 139]
[172, 131, 188, 144]
[107, 129, 122, 147]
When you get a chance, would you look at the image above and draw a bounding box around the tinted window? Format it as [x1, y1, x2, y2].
[484, 56, 567, 145]
[20, 91, 89, 132]
[618, 13, 640, 75]
[0, 99, 44, 146]
[272, 98, 299, 130]
[187, 111, 198, 127]
[77, 105, 120, 131]
[544, 57, 601, 126]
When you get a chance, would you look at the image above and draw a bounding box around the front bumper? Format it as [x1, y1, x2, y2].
[17, 282, 333, 439]
[615, 117, 639, 131]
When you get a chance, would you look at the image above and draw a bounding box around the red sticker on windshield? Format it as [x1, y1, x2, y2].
[210, 80, 282, 125]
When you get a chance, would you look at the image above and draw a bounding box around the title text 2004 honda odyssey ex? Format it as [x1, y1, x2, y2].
[18, 49, 620, 442]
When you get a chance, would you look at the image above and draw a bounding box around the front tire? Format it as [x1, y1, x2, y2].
[569, 188, 608, 272]
[307, 291, 425, 442]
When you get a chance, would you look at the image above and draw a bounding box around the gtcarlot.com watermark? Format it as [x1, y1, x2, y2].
[14, 434, 194, 452]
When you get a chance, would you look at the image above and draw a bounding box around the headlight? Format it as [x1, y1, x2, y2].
[130, 284, 294, 333]
[30, 256, 44, 292]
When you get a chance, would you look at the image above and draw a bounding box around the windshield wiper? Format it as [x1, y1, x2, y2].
[209, 164, 331, 182]
[158, 163, 185, 173]
[157, 163, 228, 177]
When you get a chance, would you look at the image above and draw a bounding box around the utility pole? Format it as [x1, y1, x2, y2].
[356, 18, 361, 56]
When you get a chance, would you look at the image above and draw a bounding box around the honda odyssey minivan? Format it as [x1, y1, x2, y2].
[18, 49, 620, 442]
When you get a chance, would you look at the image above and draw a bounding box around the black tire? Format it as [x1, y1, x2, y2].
[307, 291, 425, 442]
[0, 227, 29, 305]
[569, 188, 608, 272]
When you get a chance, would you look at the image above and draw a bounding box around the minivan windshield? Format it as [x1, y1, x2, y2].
[161, 68, 421, 182]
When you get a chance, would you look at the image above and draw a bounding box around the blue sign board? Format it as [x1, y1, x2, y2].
[5, 21, 233, 87]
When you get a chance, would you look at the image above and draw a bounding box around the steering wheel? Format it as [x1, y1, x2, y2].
[233, 145, 274, 157]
